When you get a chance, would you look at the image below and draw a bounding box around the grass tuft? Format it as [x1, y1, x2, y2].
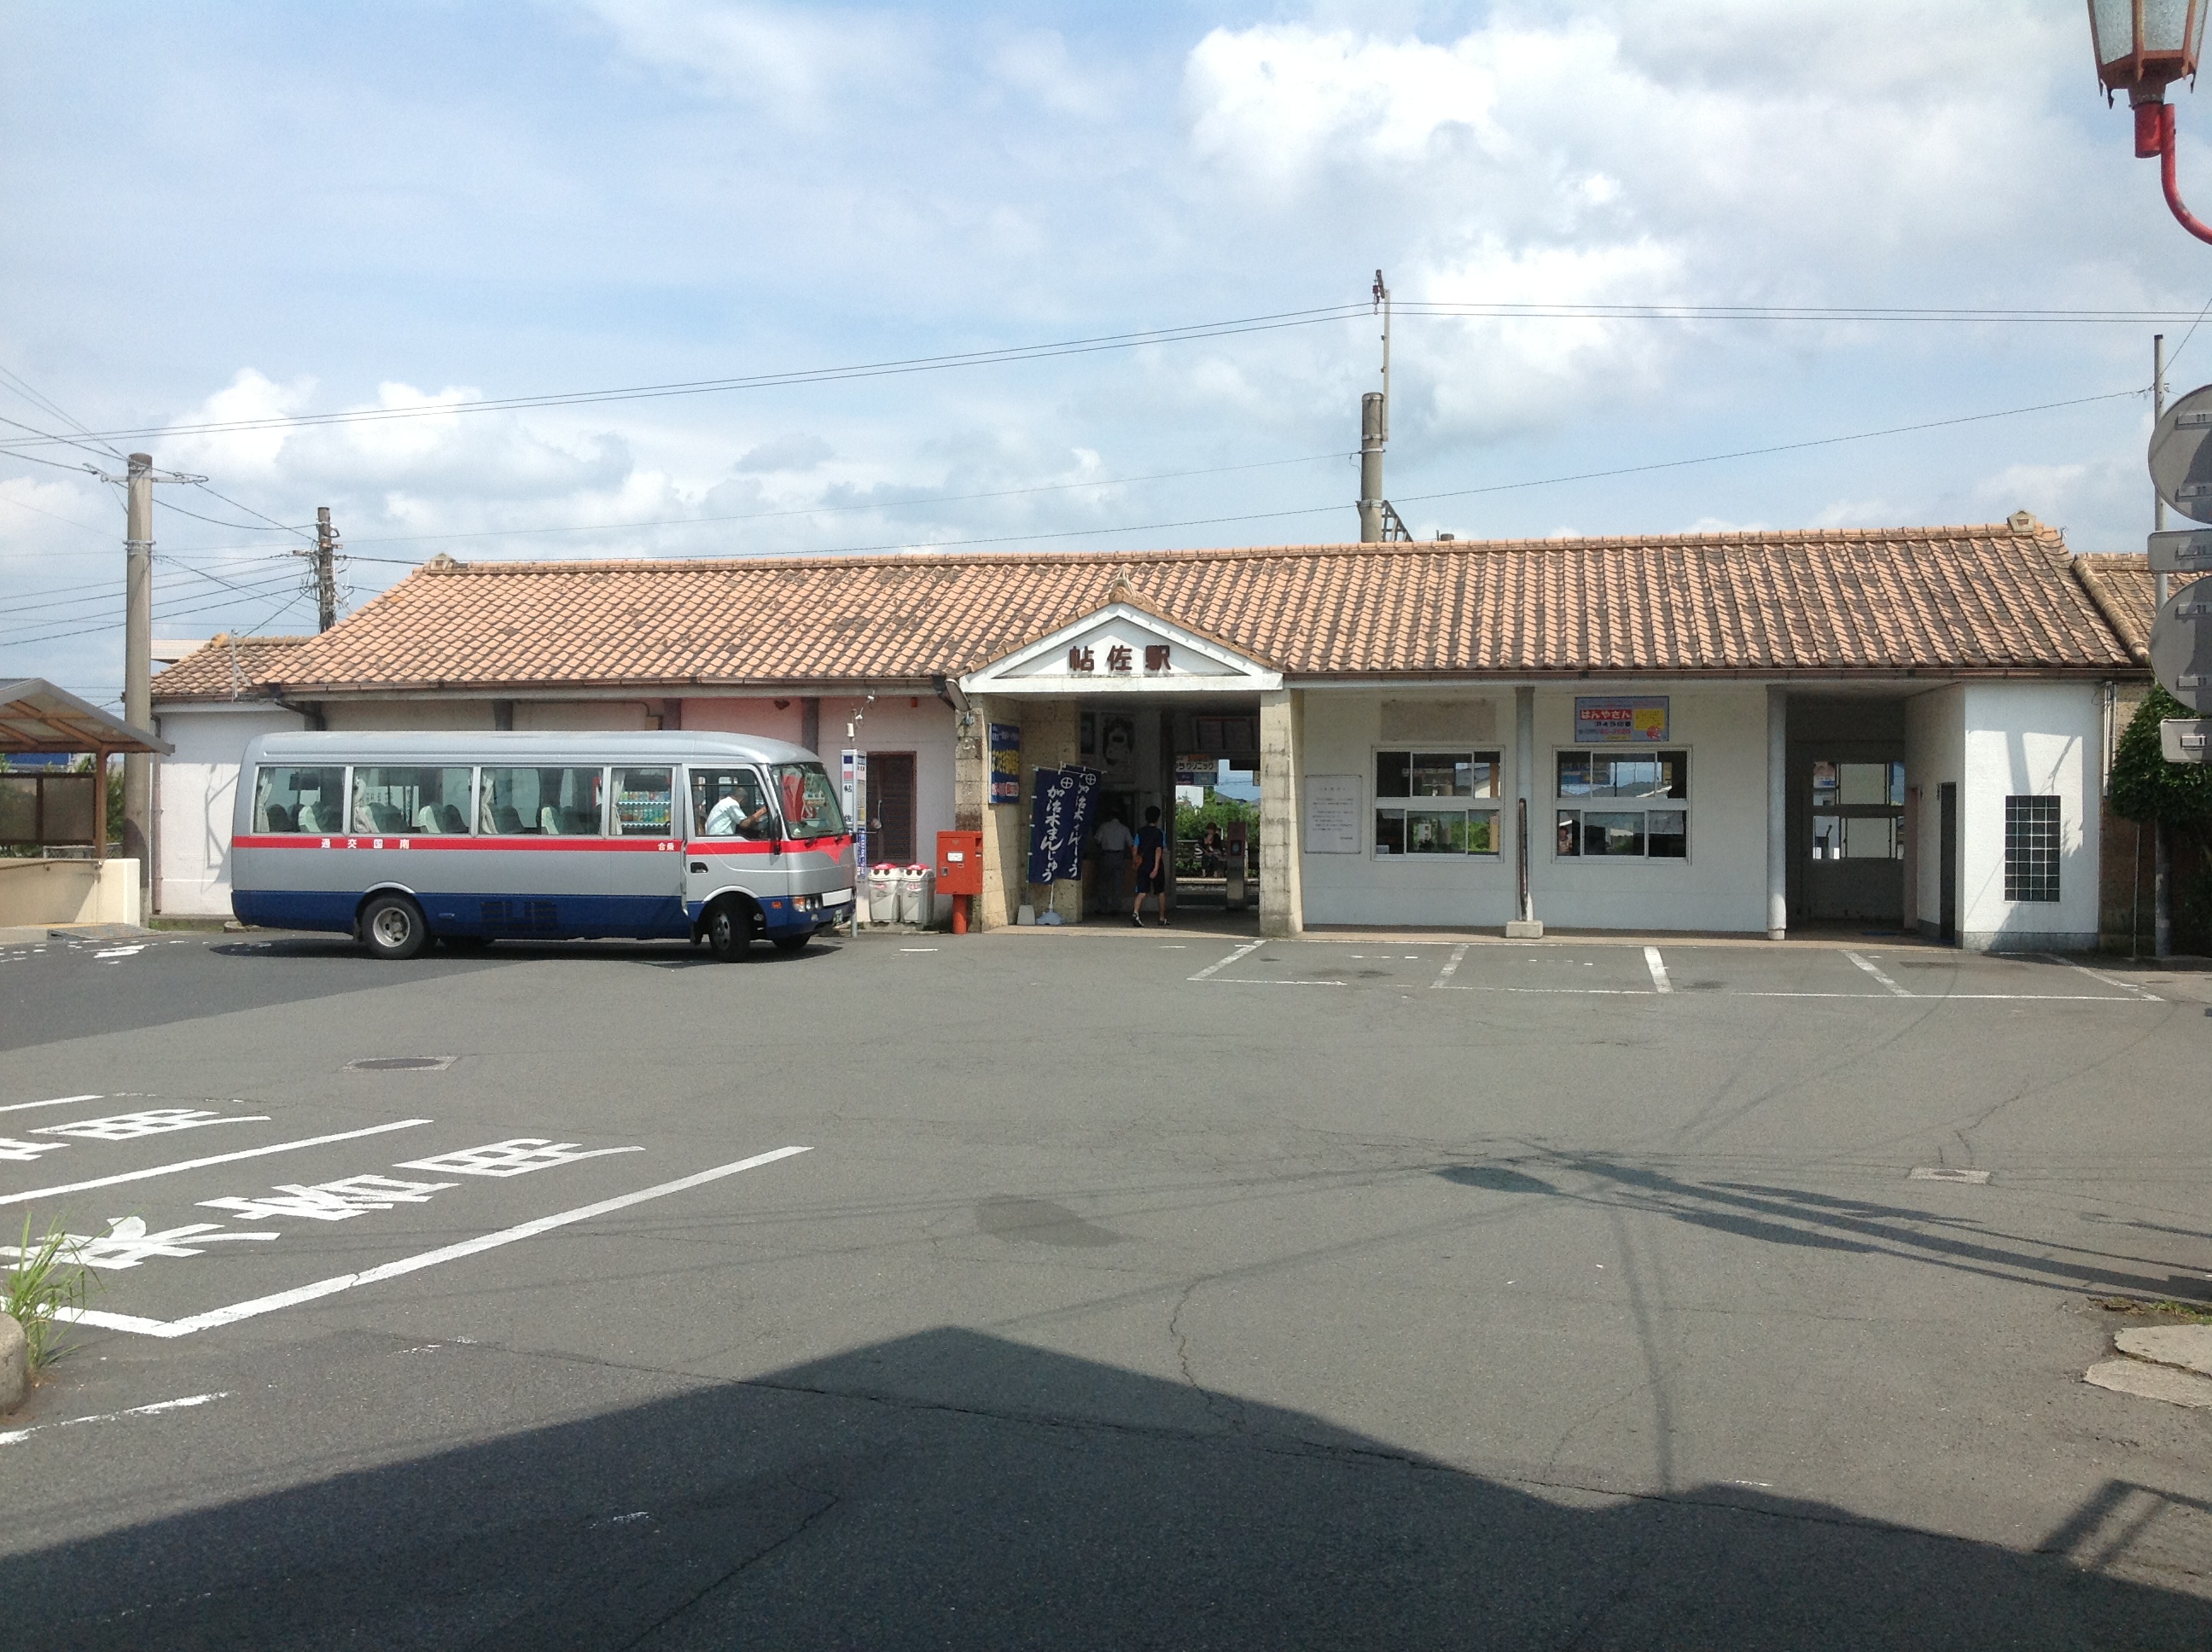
[3, 1215, 96, 1373]
[2091, 1294, 2212, 1323]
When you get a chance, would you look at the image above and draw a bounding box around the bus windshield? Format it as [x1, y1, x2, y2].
[771, 763, 844, 837]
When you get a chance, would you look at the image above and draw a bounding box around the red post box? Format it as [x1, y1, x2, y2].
[936, 829, 984, 934]
[935, 830, 984, 895]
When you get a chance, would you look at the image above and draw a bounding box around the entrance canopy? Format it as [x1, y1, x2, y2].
[0, 679, 170, 756]
[958, 596, 1282, 698]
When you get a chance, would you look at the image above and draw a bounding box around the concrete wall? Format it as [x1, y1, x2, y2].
[681, 697, 805, 744]
[0, 858, 142, 928]
[1298, 684, 1768, 934]
[1904, 686, 1963, 937]
[813, 695, 960, 890]
[154, 704, 309, 916]
[1958, 681, 2101, 951]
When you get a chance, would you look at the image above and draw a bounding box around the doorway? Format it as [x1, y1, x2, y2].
[869, 752, 916, 865]
[1938, 782, 1958, 944]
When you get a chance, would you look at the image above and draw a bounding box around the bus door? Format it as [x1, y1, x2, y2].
[685, 764, 777, 918]
[606, 765, 685, 935]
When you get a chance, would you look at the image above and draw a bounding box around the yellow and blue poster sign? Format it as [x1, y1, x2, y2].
[1574, 696, 1670, 743]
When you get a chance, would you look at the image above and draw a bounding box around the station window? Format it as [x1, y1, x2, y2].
[2004, 795, 2061, 902]
[1810, 760, 1904, 861]
[480, 766, 604, 835]
[611, 767, 674, 837]
[1554, 750, 1687, 859]
[252, 765, 345, 834]
[1373, 749, 1500, 858]
[352, 766, 473, 835]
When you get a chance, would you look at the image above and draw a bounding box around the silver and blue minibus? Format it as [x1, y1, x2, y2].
[231, 731, 854, 960]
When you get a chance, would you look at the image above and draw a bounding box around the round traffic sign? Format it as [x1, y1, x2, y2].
[2149, 383, 2212, 525]
[2150, 580, 2212, 712]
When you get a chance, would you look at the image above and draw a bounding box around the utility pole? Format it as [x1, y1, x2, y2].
[2156, 334, 2170, 603]
[1358, 270, 1391, 543]
[121, 453, 154, 887]
[2152, 335, 2173, 958]
[312, 507, 340, 632]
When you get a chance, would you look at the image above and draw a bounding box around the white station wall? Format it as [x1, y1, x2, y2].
[1904, 685, 1963, 937]
[1298, 685, 1770, 933]
[1959, 681, 2101, 950]
[154, 704, 309, 916]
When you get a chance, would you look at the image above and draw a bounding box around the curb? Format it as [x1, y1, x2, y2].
[0, 1313, 24, 1416]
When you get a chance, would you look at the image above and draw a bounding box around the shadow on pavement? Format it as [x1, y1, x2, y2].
[1433, 1156, 2212, 1305]
[9, 1328, 2207, 1649]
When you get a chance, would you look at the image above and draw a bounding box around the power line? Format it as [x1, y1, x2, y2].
[0, 579, 311, 649]
[0, 365, 127, 459]
[1398, 300, 2212, 324]
[336, 450, 1349, 549]
[0, 305, 1375, 451]
[317, 382, 2145, 566]
[2, 295, 2200, 461]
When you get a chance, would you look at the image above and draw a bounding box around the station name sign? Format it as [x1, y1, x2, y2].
[1574, 695, 1670, 744]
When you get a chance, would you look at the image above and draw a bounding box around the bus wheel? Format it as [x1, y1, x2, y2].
[772, 933, 811, 954]
[361, 894, 429, 961]
[705, 899, 755, 961]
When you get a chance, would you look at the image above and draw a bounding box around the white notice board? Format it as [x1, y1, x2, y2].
[1304, 774, 1363, 854]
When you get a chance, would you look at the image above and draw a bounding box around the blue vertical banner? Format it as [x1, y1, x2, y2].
[1026, 765, 1102, 883]
[989, 723, 1022, 805]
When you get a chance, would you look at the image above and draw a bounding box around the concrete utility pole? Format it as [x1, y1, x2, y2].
[2156, 334, 2170, 603]
[2152, 334, 2173, 958]
[1358, 270, 1391, 544]
[313, 506, 340, 632]
[120, 454, 154, 884]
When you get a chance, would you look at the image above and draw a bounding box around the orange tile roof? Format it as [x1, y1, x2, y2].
[154, 521, 2141, 701]
[2069, 551, 2204, 666]
[149, 634, 316, 701]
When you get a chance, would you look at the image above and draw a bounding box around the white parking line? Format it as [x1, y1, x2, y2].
[1189, 941, 1263, 981]
[0, 1096, 102, 1115]
[2040, 954, 2163, 1002]
[1644, 946, 1673, 994]
[1431, 944, 1470, 989]
[0, 1390, 229, 1446]
[58, 1145, 811, 1339]
[0, 1119, 432, 1209]
[1845, 951, 1912, 997]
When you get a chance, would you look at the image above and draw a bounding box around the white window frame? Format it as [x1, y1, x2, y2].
[1370, 747, 1504, 862]
[1551, 747, 1691, 864]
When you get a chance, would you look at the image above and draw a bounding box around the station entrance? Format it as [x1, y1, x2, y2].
[1066, 695, 1262, 922]
[1785, 695, 1910, 928]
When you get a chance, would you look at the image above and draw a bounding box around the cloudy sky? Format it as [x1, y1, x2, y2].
[5, 1, 2209, 707]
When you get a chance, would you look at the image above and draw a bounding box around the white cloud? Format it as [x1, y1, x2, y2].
[578, 0, 926, 124]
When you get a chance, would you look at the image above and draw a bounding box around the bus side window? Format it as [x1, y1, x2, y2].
[352, 766, 473, 835]
[612, 767, 673, 836]
[254, 765, 345, 834]
[480, 766, 603, 836]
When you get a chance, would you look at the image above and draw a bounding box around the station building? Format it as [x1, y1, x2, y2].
[149, 515, 2169, 950]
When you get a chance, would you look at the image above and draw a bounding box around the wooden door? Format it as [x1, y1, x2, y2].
[870, 752, 917, 865]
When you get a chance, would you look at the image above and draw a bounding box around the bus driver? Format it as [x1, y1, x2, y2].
[704, 780, 771, 838]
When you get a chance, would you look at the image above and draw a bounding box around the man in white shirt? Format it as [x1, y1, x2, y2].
[1093, 809, 1134, 913]
[704, 782, 771, 839]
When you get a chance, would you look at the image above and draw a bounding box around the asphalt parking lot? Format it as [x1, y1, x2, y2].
[3, 924, 2209, 1648]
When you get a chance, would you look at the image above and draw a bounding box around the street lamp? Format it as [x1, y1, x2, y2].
[2090, 0, 2212, 242]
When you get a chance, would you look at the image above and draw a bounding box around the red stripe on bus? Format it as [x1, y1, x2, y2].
[234, 835, 684, 852]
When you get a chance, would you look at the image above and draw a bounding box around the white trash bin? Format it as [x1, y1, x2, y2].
[898, 865, 934, 926]
[866, 866, 901, 925]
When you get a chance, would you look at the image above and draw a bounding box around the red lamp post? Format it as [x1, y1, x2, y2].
[2091, 0, 2212, 241]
